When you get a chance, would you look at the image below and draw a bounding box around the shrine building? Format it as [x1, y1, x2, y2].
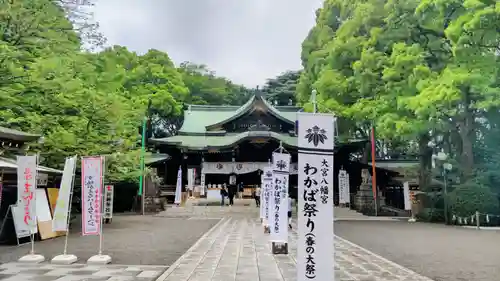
[149, 93, 384, 203]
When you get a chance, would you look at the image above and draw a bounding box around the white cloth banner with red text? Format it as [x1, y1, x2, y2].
[17, 155, 38, 234]
[81, 157, 103, 236]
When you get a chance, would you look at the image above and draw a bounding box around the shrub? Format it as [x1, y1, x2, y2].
[447, 179, 499, 218]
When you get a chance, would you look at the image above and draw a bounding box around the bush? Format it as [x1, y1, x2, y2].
[416, 208, 445, 222]
[447, 180, 499, 217]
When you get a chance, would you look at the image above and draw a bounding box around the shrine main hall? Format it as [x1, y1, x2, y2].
[149, 93, 407, 209]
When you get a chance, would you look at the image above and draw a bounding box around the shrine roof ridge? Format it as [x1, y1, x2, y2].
[179, 94, 301, 134]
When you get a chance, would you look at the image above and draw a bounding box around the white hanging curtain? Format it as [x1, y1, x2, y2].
[202, 162, 298, 175]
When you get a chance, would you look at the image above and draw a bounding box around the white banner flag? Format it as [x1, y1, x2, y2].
[403, 182, 411, 211]
[52, 156, 76, 231]
[259, 174, 265, 219]
[17, 155, 38, 234]
[297, 112, 335, 281]
[187, 169, 194, 191]
[338, 169, 350, 204]
[262, 167, 273, 224]
[81, 157, 103, 236]
[174, 166, 182, 204]
[200, 173, 206, 196]
[270, 152, 290, 243]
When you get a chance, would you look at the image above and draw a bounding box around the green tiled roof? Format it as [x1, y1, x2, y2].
[0, 126, 40, 141]
[151, 132, 298, 150]
[179, 94, 301, 134]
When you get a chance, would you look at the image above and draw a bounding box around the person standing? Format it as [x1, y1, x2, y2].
[254, 186, 261, 207]
[288, 195, 293, 229]
[228, 184, 236, 206]
[220, 185, 227, 206]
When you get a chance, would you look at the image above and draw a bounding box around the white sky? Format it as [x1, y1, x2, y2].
[92, 0, 322, 87]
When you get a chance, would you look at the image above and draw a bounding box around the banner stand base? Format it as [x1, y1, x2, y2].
[408, 217, 416, 223]
[18, 254, 45, 263]
[264, 225, 270, 234]
[87, 254, 111, 265]
[271, 242, 288, 255]
[52, 254, 77, 264]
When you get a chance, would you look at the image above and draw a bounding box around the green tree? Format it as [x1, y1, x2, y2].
[261, 71, 301, 106]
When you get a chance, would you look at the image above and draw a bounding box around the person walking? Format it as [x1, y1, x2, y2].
[228, 184, 236, 206]
[220, 185, 227, 206]
[254, 187, 261, 207]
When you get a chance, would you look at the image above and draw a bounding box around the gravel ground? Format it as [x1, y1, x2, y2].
[0, 215, 219, 265]
[334, 220, 500, 281]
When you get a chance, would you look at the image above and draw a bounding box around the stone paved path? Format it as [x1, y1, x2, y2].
[0, 263, 166, 281]
[157, 216, 434, 281]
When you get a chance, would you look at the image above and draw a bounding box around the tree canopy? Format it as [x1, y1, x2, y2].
[0, 0, 256, 183]
[299, 0, 500, 213]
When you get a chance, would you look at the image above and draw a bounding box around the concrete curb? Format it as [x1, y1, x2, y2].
[155, 217, 227, 281]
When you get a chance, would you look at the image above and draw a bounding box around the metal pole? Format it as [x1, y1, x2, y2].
[141, 179, 145, 215]
[138, 117, 147, 197]
[443, 168, 448, 225]
[370, 126, 378, 216]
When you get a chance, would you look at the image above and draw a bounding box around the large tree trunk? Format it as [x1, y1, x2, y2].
[457, 92, 475, 180]
[418, 134, 432, 191]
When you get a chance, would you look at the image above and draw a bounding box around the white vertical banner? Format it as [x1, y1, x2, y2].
[200, 173, 206, 196]
[187, 169, 194, 191]
[338, 169, 350, 204]
[262, 167, 273, 225]
[81, 157, 103, 236]
[403, 182, 411, 211]
[17, 155, 38, 234]
[297, 112, 335, 281]
[174, 166, 182, 204]
[52, 156, 77, 231]
[270, 152, 290, 243]
[259, 174, 265, 219]
[103, 185, 114, 219]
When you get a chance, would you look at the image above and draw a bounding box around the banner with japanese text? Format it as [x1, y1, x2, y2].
[103, 185, 114, 219]
[297, 113, 334, 281]
[81, 157, 103, 236]
[270, 152, 290, 243]
[200, 173, 206, 196]
[338, 169, 350, 204]
[174, 166, 182, 204]
[403, 182, 411, 211]
[17, 155, 38, 234]
[259, 174, 265, 220]
[52, 156, 77, 231]
[262, 167, 273, 224]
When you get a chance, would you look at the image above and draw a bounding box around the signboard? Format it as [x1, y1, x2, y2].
[17, 155, 38, 234]
[11, 205, 31, 238]
[338, 169, 350, 204]
[262, 167, 273, 224]
[103, 185, 114, 219]
[270, 152, 290, 243]
[403, 182, 411, 211]
[37, 173, 48, 187]
[81, 157, 103, 236]
[52, 156, 76, 231]
[297, 113, 334, 281]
